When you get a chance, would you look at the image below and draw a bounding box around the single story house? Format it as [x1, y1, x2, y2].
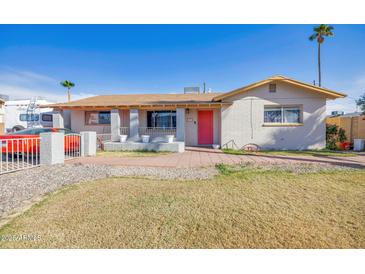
[47, 75, 346, 151]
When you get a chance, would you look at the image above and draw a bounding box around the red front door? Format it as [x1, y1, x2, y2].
[198, 110, 213, 145]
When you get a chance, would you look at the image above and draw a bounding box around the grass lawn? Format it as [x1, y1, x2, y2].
[97, 150, 171, 157]
[223, 148, 358, 157]
[0, 165, 364, 248]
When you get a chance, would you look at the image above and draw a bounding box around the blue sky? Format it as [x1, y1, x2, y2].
[0, 24, 364, 113]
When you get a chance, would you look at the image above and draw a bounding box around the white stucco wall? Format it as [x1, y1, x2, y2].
[138, 110, 147, 127]
[70, 110, 111, 134]
[221, 82, 327, 150]
[120, 109, 130, 127]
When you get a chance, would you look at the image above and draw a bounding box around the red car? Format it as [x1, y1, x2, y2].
[0, 128, 80, 155]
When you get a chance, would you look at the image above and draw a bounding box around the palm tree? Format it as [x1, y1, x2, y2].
[309, 24, 334, 87]
[60, 80, 75, 102]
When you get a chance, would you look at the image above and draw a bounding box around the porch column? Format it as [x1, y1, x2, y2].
[52, 110, 64, 128]
[111, 109, 121, 142]
[129, 109, 139, 141]
[176, 108, 185, 142]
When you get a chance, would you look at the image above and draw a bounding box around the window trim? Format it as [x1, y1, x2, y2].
[84, 111, 111, 126]
[263, 105, 303, 126]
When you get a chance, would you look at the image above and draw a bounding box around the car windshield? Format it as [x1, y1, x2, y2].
[8, 128, 75, 135]
[57, 128, 73, 134]
[8, 128, 53, 135]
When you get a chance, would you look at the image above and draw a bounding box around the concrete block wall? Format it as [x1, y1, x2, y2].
[220, 82, 327, 150]
[81, 131, 97, 156]
[40, 132, 65, 165]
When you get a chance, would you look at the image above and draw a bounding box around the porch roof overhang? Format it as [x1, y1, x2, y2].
[46, 102, 231, 111]
[42, 92, 231, 110]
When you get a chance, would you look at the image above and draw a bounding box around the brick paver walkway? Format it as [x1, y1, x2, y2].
[67, 147, 365, 169]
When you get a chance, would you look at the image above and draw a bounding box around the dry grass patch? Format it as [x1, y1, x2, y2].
[1, 165, 364, 248]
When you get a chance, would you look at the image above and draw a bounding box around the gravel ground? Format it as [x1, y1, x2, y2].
[0, 164, 217, 219]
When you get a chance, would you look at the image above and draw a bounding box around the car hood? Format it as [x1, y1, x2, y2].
[0, 134, 38, 139]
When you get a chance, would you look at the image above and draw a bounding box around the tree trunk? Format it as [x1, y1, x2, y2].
[318, 42, 321, 87]
[67, 88, 71, 102]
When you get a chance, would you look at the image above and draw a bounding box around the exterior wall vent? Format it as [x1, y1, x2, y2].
[269, 83, 277, 93]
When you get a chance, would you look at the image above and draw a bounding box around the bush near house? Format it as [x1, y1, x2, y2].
[326, 124, 348, 150]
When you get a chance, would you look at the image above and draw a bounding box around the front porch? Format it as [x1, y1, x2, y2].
[55, 105, 222, 152]
[105, 108, 186, 152]
[104, 140, 185, 153]
[104, 107, 221, 152]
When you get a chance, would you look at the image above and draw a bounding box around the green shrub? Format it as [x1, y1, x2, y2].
[326, 124, 347, 150]
[338, 128, 347, 143]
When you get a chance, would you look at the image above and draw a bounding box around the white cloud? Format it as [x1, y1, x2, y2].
[0, 84, 96, 103]
[0, 67, 56, 86]
[0, 84, 64, 102]
[325, 73, 365, 114]
[326, 98, 358, 115]
[0, 67, 96, 103]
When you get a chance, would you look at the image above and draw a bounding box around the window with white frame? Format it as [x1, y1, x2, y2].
[264, 105, 302, 124]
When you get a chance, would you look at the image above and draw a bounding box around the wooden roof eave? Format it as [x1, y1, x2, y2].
[212, 77, 346, 101]
[42, 102, 231, 110]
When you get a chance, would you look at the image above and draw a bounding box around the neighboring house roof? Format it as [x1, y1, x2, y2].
[47, 93, 227, 109]
[330, 112, 363, 118]
[212, 75, 346, 101]
[46, 75, 346, 109]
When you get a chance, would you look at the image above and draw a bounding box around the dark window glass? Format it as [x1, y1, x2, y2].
[33, 128, 53, 134]
[283, 108, 301, 123]
[147, 111, 176, 128]
[98, 111, 111, 124]
[264, 106, 301, 124]
[57, 128, 73, 134]
[42, 114, 53, 122]
[9, 128, 52, 135]
[19, 114, 40, 122]
[85, 111, 111, 125]
[264, 107, 282, 123]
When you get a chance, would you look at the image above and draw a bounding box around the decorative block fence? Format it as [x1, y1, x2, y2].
[0, 131, 96, 175]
